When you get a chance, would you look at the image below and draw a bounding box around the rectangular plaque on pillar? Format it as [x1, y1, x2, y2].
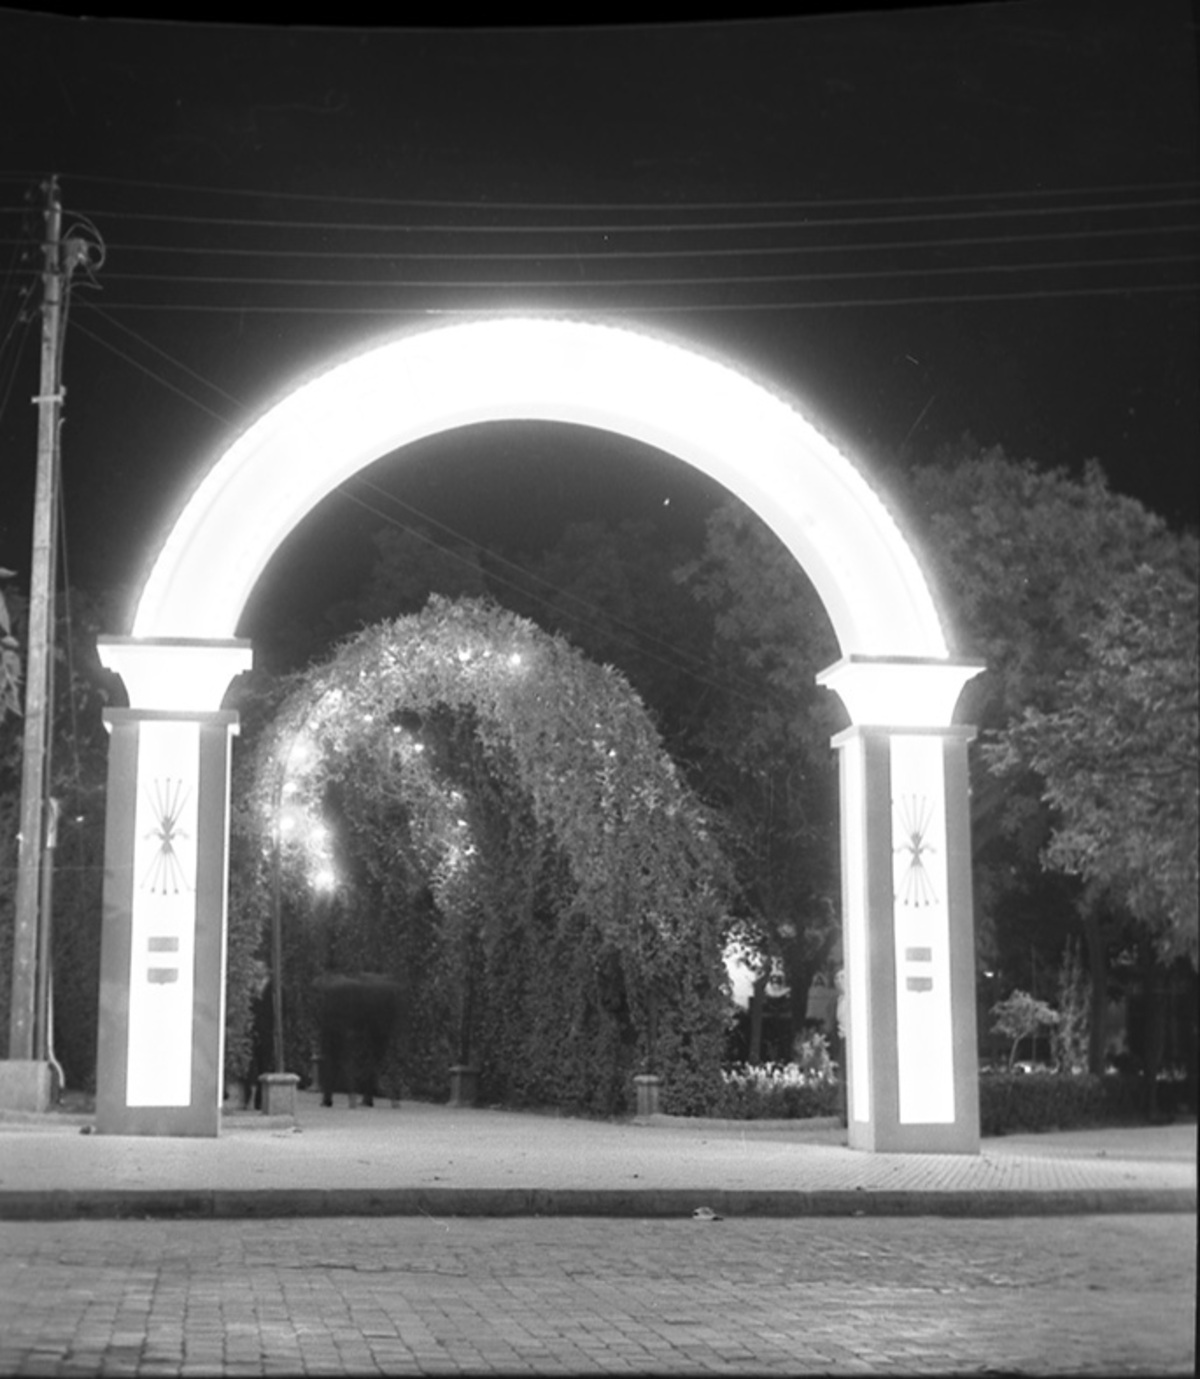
[96, 709, 238, 1136]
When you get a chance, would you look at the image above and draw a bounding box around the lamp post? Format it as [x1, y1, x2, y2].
[269, 734, 312, 1075]
[270, 766, 286, 1075]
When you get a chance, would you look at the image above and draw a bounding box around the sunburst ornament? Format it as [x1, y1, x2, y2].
[141, 776, 193, 895]
[893, 792, 938, 907]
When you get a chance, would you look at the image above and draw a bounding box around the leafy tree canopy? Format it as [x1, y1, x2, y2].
[994, 553, 1199, 964]
[906, 441, 1198, 981]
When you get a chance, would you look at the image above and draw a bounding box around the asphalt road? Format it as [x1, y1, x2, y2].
[0, 1213, 1193, 1375]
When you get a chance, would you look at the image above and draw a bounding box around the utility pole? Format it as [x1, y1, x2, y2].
[8, 176, 65, 1072]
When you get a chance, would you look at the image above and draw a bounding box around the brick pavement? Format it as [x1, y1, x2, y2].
[0, 1214, 1193, 1375]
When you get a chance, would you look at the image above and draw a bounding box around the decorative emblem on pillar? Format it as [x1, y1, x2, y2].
[141, 777, 193, 895]
[893, 792, 938, 907]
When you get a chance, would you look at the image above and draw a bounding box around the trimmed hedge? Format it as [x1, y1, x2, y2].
[676, 1065, 1173, 1130]
[978, 1070, 1147, 1136]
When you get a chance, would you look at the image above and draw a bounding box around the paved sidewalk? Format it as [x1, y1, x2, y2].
[0, 1093, 1193, 1219]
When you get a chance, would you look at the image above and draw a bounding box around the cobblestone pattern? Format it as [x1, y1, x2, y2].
[0, 1214, 1193, 1375]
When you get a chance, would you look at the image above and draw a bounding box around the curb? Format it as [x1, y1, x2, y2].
[0, 1185, 1192, 1221]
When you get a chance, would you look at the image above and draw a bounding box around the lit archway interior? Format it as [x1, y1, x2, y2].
[96, 314, 983, 1151]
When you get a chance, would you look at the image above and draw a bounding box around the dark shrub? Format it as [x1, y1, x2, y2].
[979, 1070, 1147, 1135]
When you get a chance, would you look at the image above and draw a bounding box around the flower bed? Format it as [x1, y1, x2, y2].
[708, 1034, 841, 1120]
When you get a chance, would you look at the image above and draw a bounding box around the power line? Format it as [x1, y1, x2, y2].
[12, 219, 1199, 264]
[72, 281, 1200, 315]
[70, 317, 236, 424]
[34, 167, 1200, 211]
[93, 252, 1200, 293]
[84, 303, 246, 409]
[68, 194, 1200, 237]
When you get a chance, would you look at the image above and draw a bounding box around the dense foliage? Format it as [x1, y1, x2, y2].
[979, 1070, 1149, 1136]
[905, 446, 1198, 1084]
[996, 555, 1198, 965]
[231, 597, 732, 1117]
[0, 587, 111, 1087]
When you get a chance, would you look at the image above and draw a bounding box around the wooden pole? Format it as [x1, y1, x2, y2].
[9, 177, 64, 1062]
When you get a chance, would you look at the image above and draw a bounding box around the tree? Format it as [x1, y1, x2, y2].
[502, 516, 715, 756]
[676, 499, 844, 1057]
[994, 552, 1198, 967]
[0, 583, 114, 1084]
[904, 443, 1189, 1070]
[0, 569, 20, 721]
[990, 989, 1059, 1070]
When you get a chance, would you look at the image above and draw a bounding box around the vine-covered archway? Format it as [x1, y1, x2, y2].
[241, 598, 729, 1116]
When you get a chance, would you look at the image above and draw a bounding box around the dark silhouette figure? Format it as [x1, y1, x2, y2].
[313, 972, 405, 1107]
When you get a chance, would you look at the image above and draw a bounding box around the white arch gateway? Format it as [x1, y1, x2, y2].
[96, 316, 983, 1150]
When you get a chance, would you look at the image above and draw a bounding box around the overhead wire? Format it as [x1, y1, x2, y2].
[65, 192, 1200, 236]
[91, 252, 1200, 293]
[83, 302, 245, 410]
[21, 177, 1200, 708]
[31, 168, 1200, 210]
[70, 316, 236, 423]
[10, 218, 1199, 263]
[6, 177, 1196, 316]
[66, 283, 1200, 314]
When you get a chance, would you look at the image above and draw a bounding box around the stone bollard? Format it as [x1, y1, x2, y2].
[0, 1060, 53, 1113]
[258, 1072, 300, 1118]
[634, 1073, 662, 1118]
[448, 1065, 479, 1107]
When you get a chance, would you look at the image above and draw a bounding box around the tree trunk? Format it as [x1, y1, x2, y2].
[787, 958, 818, 1057]
[1080, 904, 1108, 1075]
[748, 976, 767, 1065]
[1142, 952, 1167, 1121]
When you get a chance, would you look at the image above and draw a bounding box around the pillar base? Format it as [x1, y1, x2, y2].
[849, 1117, 979, 1155]
[0, 1060, 54, 1112]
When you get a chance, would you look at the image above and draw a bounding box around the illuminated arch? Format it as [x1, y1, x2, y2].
[132, 316, 950, 663]
[94, 313, 984, 1151]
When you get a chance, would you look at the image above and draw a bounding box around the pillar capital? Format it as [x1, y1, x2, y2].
[98, 636, 253, 713]
[817, 654, 984, 729]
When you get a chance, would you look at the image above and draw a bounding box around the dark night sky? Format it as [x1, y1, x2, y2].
[0, 3, 1197, 649]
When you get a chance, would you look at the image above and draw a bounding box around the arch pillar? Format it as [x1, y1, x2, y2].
[819, 656, 984, 1153]
[94, 639, 251, 1136]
